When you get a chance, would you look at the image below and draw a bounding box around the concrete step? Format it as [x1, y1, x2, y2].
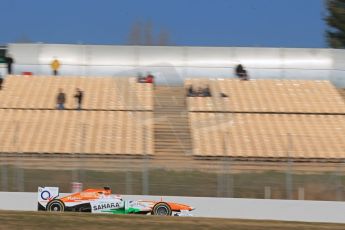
[154, 132, 190, 135]
[155, 147, 191, 150]
[155, 142, 190, 145]
[155, 136, 191, 139]
[155, 143, 191, 146]
[155, 139, 191, 143]
[154, 113, 187, 116]
[155, 126, 190, 128]
[154, 140, 191, 143]
[155, 107, 186, 109]
[154, 128, 190, 131]
[154, 124, 190, 127]
[154, 106, 186, 108]
[154, 148, 191, 152]
[154, 117, 189, 120]
[154, 116, 188, 119]
[155, 136, 190, 139]
[155, 145, 190, 148]
[154, 141, 191, 144]
[154, 123, 189, 125]
[154, 129, 190, 132]
[155, 152, 189, 155]
[155, 147, 191, 151]
[154, 96, 185, 98]
[154, 111, 188, 114]
[154, 120, 188, 123]
[154, 134, 191, 137]
[155, 150, 190, 154]
[154, 115, 189, 118]
[154, 104, 186, 107]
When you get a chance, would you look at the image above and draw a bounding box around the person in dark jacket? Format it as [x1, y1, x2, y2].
[5, 55, 14, 75]
[56, 89, 66, 110]
[187, 85, 194, 97]
[235, 64, 249, 80]
[0, 74, 3, 90]
[74, 88, 83, 110]
[203, 85, 211, 97]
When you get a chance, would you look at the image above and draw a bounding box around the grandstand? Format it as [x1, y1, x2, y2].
[0, 110, 153, 155]
[186, 78, 345, 160]
[190, 113, 345, 159]
[0, 74, 344, 161]
[0, 76, 154, 156]
[0, 76, 153, 110]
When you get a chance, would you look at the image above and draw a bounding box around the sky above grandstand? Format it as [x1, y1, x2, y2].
[0, 0, 326, 48]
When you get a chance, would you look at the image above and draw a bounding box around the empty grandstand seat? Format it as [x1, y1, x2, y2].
[187, 78, 345, 160]
[0, 75, 153, 111]
[0, 110, 153, 156]
[186, 78, 345, 113]
[189, 113, 345, 159]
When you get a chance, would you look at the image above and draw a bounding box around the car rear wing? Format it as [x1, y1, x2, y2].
[38, 187, 59, 210]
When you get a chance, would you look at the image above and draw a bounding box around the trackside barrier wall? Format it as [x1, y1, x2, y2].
[1, 192, 345, 223]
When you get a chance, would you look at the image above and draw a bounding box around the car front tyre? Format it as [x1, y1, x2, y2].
[152, 202, 172, 216]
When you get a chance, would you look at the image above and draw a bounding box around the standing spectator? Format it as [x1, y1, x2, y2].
[56, 89, 66, 110]
[0, 74, 3, 90]
[5, 54, 14, 75]
[137, 72, 146, 83]
[235, 64, 244, 78]
[187, 85, 194, 97]
[74, 88, 83, 110]
[51, 58, 61, 76]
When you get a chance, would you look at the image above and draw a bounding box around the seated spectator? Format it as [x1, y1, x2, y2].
[235, 64, 249, 81]
[220, 92, 228, 97]
[146, 72, 154, 84]
[203, 85, 211, 97]
[186, 85, 212, 97]
[196, 87, 203, 96]
[137, 72, 156, 84]
[137, 72, 147, 83]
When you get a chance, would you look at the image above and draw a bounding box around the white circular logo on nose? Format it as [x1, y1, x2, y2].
[41, 190, 51, 200]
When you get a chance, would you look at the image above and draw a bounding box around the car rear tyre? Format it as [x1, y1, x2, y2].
[47, 200, 65, 212]
[152, 202, 172, 216]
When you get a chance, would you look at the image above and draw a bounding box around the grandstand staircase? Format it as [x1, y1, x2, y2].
[338, 88, 345, 101]
[154, 86, 193, 160]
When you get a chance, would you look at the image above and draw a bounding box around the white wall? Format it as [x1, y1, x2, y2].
[2, 192, 345, 223]
[7, 43, 345, 87]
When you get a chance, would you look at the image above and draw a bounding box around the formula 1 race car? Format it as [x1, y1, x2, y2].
[38, 186, 194, 216]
